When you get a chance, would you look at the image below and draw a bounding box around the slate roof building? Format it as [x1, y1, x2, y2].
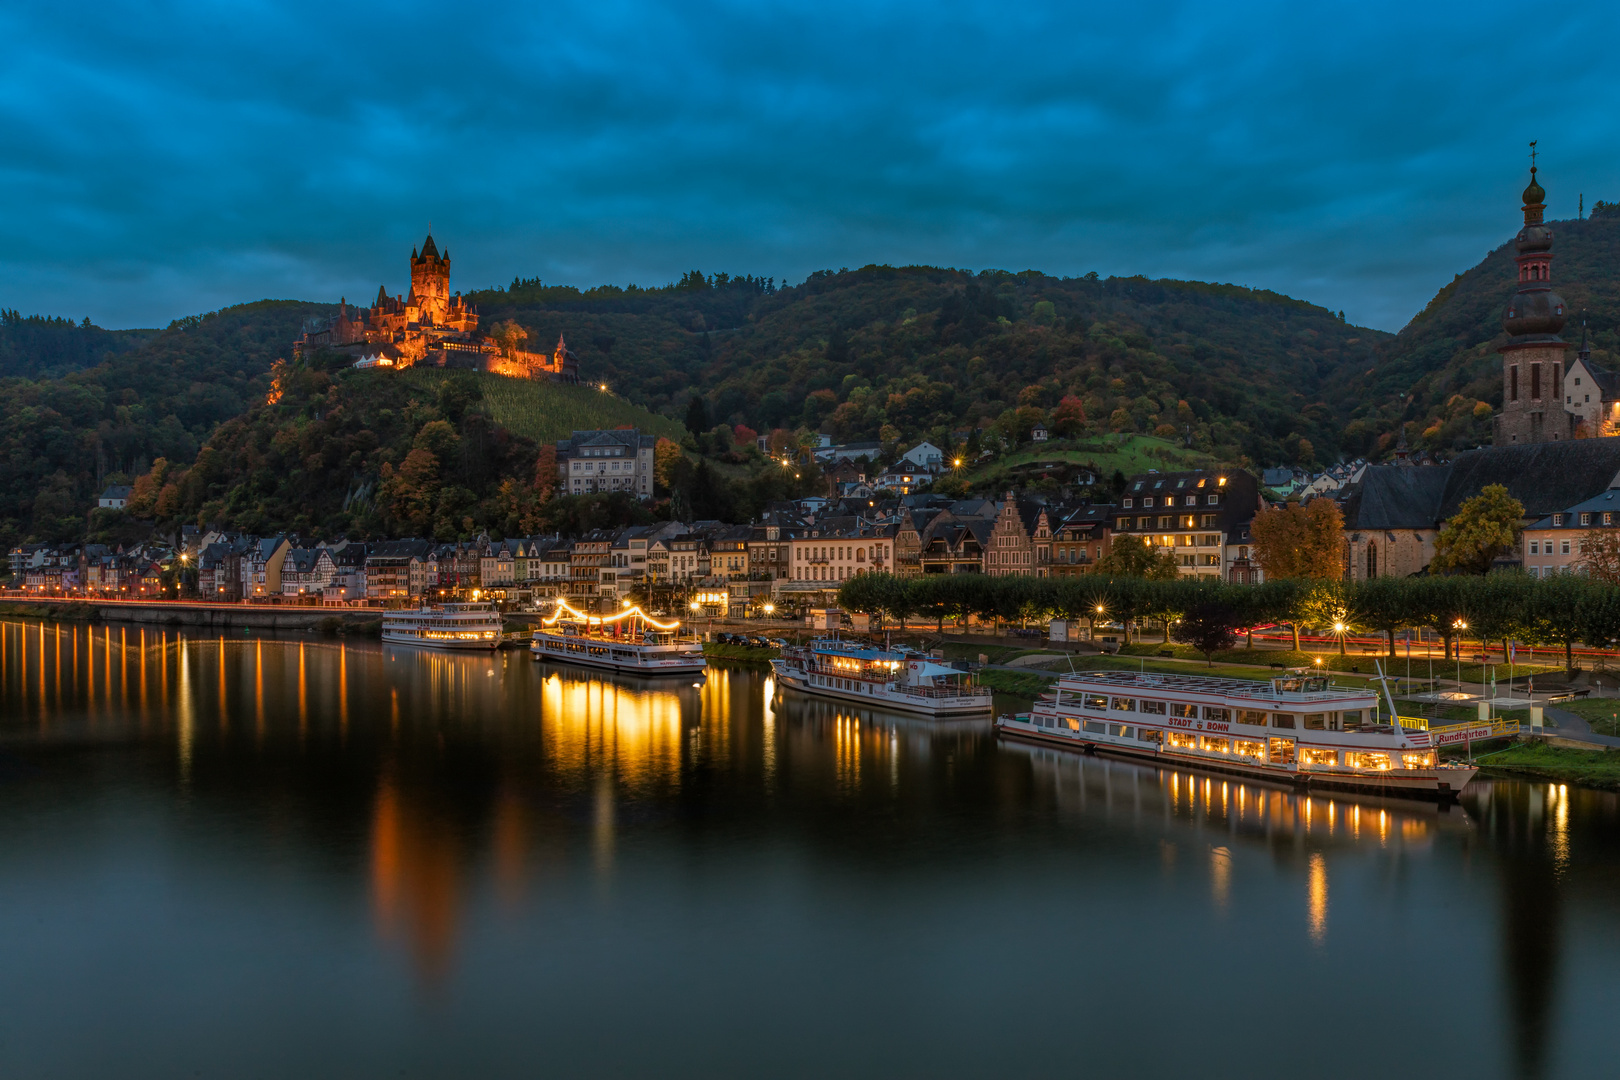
[556, 429, 657, 498]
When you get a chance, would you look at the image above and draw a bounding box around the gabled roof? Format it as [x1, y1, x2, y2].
[1439, 439, 1620, 520]
[1340, 466, 1451, 530]
[1528, 488, 1620, 529]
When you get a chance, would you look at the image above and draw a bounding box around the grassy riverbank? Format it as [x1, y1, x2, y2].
[703, 642, 778, 664]
[1474, 742, 1620, 791]
[976, 669, 1057, 699]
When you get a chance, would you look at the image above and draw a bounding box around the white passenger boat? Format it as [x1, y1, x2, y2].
[381, 602, 503, 650]
[997, 668, 1478, 798]
[530, 600, 706, 676]
[771, 638, 993, 717]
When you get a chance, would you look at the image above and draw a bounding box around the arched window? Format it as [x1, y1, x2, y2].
[1367, 541, 1378, 579]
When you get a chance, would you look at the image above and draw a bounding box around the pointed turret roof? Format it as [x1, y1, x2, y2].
[420, 233, 440, 260]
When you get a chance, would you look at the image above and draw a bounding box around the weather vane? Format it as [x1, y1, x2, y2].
[1529, 140, 1537, 171]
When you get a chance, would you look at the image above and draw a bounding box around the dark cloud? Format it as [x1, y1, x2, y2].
[1, 0, 1614, 330]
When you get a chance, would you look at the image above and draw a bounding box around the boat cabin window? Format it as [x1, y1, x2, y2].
[1240, 710, 1267, 726]
[1345, 751, 1390, 770]
[1137, 728, 1160, 742]
[1201, 736, 1230, 754]
[1272, 674, 1328, 693]
[1082, 720, 1106, 734]
[1402, 752, 1435, 769]
[1109, 724, 1134, 738]
[1268, 738, 1296, 764]
[1138, 700, 1166, 715]
[1203, 706, 1230, 723]
[1338, 710, 1362, 732]
[1300, 748, 1338, 766]
[1234, 739, 1265, 759]
[1303, 713, 1327, 730]
[1272, 712, 1295, 729]
[1110, 697, 1136, 712]
[1166, 731, 1198, 749]
[1082, 694, 1109, 710]
[1169, 703, 1197, 719]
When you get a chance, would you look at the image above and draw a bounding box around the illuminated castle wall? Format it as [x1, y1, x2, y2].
[294, 233, 579, 382]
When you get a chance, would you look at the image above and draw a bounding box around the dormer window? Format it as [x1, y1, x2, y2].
[1122, 498, 1133, 508]
[1197, 478, 1206, 487]
[1553, 514, 1565, 526]
[1143, 497, 1154, 508]
[1581, 513, 1592, 526]
[1185, 496, 1196, 506]
[1207, 495, 1219, 505]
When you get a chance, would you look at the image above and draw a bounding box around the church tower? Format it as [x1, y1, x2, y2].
[1495, 160, 1569, 444]
[410, 232, 451, 325]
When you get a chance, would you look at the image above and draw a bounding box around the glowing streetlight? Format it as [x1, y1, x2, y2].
[689, 599, 701, 612]
[762, 602, 775, 615]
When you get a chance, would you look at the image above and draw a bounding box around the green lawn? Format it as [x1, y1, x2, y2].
[976, 669, 1058, 699]
[1548, 697, 1620, 737]
[1473, 742, 1620, 791]
[401, 368, 685, 444]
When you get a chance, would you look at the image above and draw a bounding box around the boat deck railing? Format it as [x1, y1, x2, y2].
[1056, 668, 1369, 702]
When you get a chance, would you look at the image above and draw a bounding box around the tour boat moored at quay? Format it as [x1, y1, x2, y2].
[771, 638, 993, 717]
[997, 668, 1478, 798]
[381, 602, 504, 650]
[530, 600, 707, 676]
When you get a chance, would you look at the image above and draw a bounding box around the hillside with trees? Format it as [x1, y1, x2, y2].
[467, 266, 1387, 471]
[1338, 213, 1620, 457]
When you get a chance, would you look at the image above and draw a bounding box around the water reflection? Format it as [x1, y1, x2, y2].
[6, 619, 1620, 1077]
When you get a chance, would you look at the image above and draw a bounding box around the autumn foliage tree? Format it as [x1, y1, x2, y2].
[1092, 535, 1180, 580]
[1431, 484, 1523, 574]
[1250, 498, 1344, 580]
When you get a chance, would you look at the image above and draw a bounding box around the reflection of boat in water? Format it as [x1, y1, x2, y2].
[1006, 739, 1475, 849]
[771, 638, 992, 717]
[530, 601, 706, 676]
[772, 682, 994, 735]
[998, 668, 1477, 799]
[381, 603, 502, 650]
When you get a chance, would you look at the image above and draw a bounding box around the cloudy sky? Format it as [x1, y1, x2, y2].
[2, 1, 1615, 331]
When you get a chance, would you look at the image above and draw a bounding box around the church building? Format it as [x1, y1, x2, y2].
[1494, 166, 1620, 442]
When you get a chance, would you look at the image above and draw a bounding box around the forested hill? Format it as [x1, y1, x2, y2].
[466, 267, 1389, 469]
[1338, 213, 1620, 456]
[0, 310, 155, 379]
[0, 300, 329, 545]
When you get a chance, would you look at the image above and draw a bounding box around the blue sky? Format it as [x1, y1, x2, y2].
[3, 0, 1616, 331]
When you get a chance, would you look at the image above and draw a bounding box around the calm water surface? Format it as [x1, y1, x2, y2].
[2, 619, 1618, 1079]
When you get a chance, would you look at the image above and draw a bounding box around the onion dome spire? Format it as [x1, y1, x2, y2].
[1503, 147, 1566, 340]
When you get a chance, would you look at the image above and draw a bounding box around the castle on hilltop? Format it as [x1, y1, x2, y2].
[294, 233, 579, 382]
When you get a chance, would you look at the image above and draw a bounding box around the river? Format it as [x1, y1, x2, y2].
[1, 619, 1616, 1079]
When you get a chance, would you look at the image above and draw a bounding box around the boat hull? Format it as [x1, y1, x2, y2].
[773, 662, 993, 717]
[381, 631, 500, 651]
[530, 637, 706, 676]
[996, 715, 1478, 798]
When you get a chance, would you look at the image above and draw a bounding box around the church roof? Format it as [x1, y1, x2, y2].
[1440, 439, 1620, 520]
[1340, 465, 1450, 530]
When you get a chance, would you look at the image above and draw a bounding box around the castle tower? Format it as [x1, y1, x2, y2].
[1496, 162, 1569, 444]
[410, 232, 451, 325]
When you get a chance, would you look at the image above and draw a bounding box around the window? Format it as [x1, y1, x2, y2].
[1139, 700, 1166, 715]
[1530, 540, 1540, 554]
[1303, 713, 1327, 730]
[1082, 720, 1107, 734]
[1235, 739, 1266, 759]
[1562, 540, 1571, 555]
[1170, 703, 1197, 719]
[1108, 724, 1133, 738]
[1511, 365, 1519, 401]
[1082, 693, 1109, 710]
[1269, 738, 1296, 764]
[1122, 498, 1133, 508]
[1300, 748, 1338, 767]
[1110, 697, 1136, 712]
[1402, 752, 1436, 769]
[1606, 513, 1613, 526]
[1272, 712, 1296, 729]
[1143, 497, 1154, 508]
[1200, 736, 1231, 754]
[1185, 496, 1196, 506]
[1581, 513, 1592, 526]
[1203, 706, 1231, 723]
[1554, 514, 1565, 526]
[1532, 363, 1542, 399]
[1207, 495, 1219, 505]
[1201, 515, 1217, 527]
[1339, 710, 1362, 732]
[1166, 731, 1198, 750]
[1240, 710, 1267, 726]
[1345, 752, 1391, 771]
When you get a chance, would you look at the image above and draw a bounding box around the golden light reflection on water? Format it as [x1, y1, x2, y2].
[1210, 846, 1231, 913]
[1551, 784, 1570, 875]
[370, 772, 460, 987]
[1307, 852, 1328, 944]
[539, 670, 687, 792]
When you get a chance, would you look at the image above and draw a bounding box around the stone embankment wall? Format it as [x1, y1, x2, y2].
[0, 599, 373, 632]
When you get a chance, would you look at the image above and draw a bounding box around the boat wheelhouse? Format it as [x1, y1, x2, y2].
[997, 668, 1476, 798]
[381, 602, 503, 650]
[771, 638, 993, 717]
[530, 600, 706, 676]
